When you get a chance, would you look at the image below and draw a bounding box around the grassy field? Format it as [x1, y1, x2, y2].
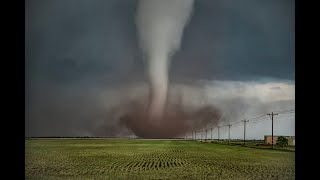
[209, 140, 295, 152]
[25, 138, 295, 179]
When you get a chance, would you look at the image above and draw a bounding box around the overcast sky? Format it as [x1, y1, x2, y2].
[25, 0, 295, 138]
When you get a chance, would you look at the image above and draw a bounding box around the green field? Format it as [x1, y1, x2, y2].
[25, 138, 295, 179]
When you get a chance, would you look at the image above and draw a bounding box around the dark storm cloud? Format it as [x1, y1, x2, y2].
[26, 0, 294, 85]
[25, 0, 141, 86]
[172, 0, 294, 81]
[25, 0, 294, 136]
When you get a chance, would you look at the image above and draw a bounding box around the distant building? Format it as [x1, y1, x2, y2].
[264, 135, 295, 145]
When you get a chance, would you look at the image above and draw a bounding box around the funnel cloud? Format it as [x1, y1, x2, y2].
[136, 0, 194, 120]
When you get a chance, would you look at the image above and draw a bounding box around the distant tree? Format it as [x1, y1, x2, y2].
[277, 136, 288, 147]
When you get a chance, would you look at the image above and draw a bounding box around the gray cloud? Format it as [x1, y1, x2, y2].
[270, 86, 281, 90]
[26, 0, 294, 85]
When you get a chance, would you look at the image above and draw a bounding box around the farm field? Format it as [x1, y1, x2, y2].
[25, 138, 295, 179]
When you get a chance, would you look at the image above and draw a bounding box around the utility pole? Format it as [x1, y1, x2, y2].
[197, 131, 199, 141]
[191, 131, 193, 140]
[267, 112, 278, 148]
[211, 128, 213, 140]
[227, 124, 232, 144]
[218, 126, 220, 142]
[205, 129, 208, 140]
[202, 130, 204, 140]
[241, 119, 249, 145]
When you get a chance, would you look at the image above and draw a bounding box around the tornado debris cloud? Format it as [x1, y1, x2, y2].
[119, 97, 221, 138]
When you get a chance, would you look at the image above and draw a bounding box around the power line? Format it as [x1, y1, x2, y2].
[247, 120, 267, 124]
[231, 121, 242, 126]
[231, 123, 242, 128]
[276, 114, 295, 120]
[278, 111, 295, 115]
[248, 116, 270, 124]
[191, 108, 295, 143]
[246, 113, 294, 124]
[274, 108, 295, 113]
[278, 113, 295, 117]
[248, 114, 268, 120]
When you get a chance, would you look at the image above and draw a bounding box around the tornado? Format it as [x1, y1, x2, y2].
[136, 0, 194, 120]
